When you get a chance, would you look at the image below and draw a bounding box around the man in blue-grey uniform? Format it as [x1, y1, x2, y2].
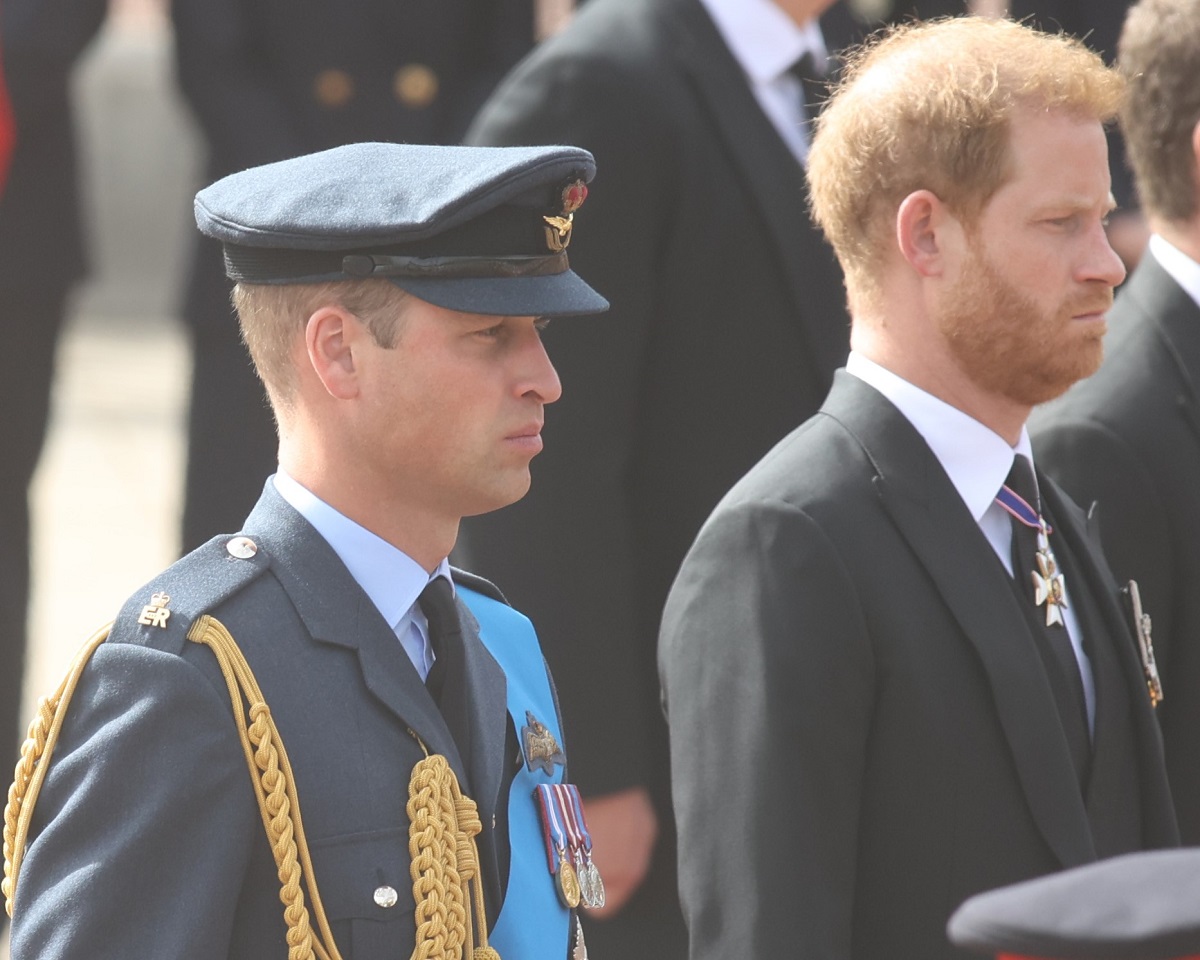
[4, 141, 608, 960]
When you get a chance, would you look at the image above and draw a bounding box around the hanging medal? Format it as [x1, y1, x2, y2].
[996, 484, 1069, 627]
[1032, 520, 1068, 627]
[560, 783, 606, 909]
[536, 784, 582, 908]
[555, 784, 593, 908]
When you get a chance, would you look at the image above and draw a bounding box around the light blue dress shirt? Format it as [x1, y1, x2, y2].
[272, 469, 451, 680]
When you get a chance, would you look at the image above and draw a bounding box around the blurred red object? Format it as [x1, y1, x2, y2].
[0, 6, 14, 194]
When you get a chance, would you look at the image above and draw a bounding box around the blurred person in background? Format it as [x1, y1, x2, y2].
[172, 0, 536, 553]
[0, 0, 106, 829]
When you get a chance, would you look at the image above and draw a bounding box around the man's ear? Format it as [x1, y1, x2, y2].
[305, 305, 362, 400]
[897, 189, 960, 278]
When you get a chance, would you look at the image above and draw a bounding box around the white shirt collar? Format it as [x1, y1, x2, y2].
[698, 0, 827, 84]
[845, 352, 1034, 520]
[1149, 234, 1200, 311]
[271, 469, 452, 631]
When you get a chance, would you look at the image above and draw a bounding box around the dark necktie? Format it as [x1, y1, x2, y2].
[418, 576, 472, 769]
[1001, 455, 1091, 780]
[789, 51, 826, 130]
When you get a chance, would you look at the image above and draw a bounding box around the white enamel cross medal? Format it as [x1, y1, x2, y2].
[1032, 522, 1068, 627]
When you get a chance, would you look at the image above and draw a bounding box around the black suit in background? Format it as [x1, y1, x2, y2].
[659, 372, 1178, 959]
[1031, 251, 1200, 843]
[459, 0, 852, 952]
[0, 0, 106, 771]
[171, 0, 535, 552]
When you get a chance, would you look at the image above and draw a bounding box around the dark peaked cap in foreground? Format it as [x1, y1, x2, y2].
[193, 141, 609, 318]
[948, 848, 1200, 959]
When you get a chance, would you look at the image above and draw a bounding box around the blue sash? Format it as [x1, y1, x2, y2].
[459, 587, 571, 959]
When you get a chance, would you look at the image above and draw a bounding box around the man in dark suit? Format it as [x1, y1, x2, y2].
[7, 142, 608, 959]
[1031, 0, 1200, 845]
[660, 17, 1178, 960]
[0, 0, 106, 781]
[460, 1, 851, 952]
[170, 0, 535, 553]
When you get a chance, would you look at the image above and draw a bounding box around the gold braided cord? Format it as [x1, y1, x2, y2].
[406, 751, 500, 960]
[4, 623, 112, 918]
[5, 613, 500, 960]
[185, 614, 343, 960]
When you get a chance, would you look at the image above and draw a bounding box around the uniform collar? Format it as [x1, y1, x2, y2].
[271, 469, 451, 631]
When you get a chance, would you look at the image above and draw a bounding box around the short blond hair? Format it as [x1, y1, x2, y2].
[232, 279, 409, 410]
[808, 16, 1124, 307]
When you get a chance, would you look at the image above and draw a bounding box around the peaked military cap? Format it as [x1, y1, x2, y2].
[193, 141, 609, 317]
[947, 848, 1200, 960]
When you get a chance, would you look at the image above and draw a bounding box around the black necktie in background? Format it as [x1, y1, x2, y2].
[789, 51, 826, 129]
[419, 576, 472, 770]
[1005, 455, 1091, 781]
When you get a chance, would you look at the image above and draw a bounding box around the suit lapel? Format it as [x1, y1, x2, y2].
[453, 597, 509, 845]
[1040, 479, 1179, 846]
[825, 374, 1096, 867]
[669, 0, 848, 382]
[242, 485, 465, 778]
[242, 485, 516, 900]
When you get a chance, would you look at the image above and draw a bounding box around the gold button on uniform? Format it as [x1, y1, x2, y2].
[314, 68, 355, 108]
[373, 885, 398, 908]
[226, 536, 258, 559]
[393, 64, 438, 108]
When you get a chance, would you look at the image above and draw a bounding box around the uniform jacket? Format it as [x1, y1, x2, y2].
[10, 483, 567, 960]
[1032, 251, 1200, 843]
[459, 2, 850, 947]
[659, 372, 1179, 960]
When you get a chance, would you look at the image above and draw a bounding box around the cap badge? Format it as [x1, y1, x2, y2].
[543, 179, 589, 252]
[137, 592, 172, 629]
[521, 710, 566, 774]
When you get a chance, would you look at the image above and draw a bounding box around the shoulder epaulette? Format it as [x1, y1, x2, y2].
[109, 533, 272, 658]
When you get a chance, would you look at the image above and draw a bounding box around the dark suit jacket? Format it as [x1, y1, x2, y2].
[11, 484, 550, 960]
[1032, 250, 1200, 843]
[659, 372, 1178, 960]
